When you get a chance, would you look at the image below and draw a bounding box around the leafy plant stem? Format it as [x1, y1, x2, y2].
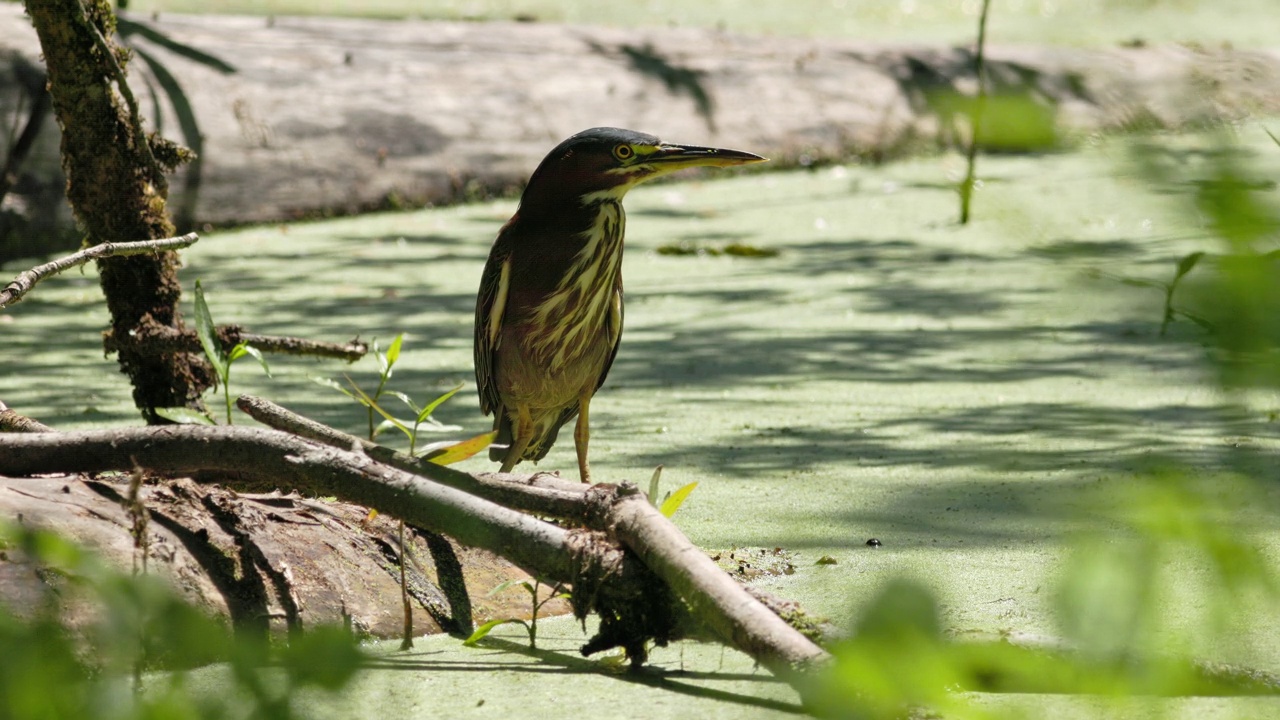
[958, 0, 992, 225]
[399, 519, 413, 650]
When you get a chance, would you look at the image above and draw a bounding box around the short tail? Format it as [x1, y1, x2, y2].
[489, 411, 512, 462]
[487, 405, 579, 465]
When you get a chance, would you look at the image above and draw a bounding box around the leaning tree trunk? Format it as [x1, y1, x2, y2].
[24, 0, 210, 421]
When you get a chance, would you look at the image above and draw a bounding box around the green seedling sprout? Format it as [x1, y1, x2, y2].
[647, 465, 699, 518]
[463, 579, 569, 650]
[313, 333, 494, 650]
[160, 279, 270, 425]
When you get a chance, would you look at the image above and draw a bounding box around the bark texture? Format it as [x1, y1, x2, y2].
[0, 474, 564, 639]
[23, 0, 211, 421]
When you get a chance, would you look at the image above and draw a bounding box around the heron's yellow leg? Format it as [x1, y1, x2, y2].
[574, 391, 593, 483]
[500, 404, 534, 473]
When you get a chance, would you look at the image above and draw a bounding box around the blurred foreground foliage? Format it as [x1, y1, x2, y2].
[806, 127, 1280, 718]
[0, 522, 362, 720]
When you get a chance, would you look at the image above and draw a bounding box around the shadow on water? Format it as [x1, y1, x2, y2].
[599, 224, 1278, 547]
[364, 635, 802, 714]
[7, 195, 1271, 552]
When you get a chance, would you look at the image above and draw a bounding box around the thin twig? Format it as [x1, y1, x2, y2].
[103, 321, 368, 362]
[0, 234, 199, 309]
[398, 519, 414, 650]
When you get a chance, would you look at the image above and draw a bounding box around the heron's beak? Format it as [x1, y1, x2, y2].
[647, 143, 768, 171]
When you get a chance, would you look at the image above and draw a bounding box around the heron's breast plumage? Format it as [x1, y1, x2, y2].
[527, 200, 625, 369]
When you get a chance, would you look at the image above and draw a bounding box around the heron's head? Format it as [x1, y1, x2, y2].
[521, 127, 767, 209]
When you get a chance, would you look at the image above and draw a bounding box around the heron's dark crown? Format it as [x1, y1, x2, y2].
[518, 127, 659, 214]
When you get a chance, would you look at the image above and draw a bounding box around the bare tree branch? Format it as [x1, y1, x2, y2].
[235, 394, 585, 518]
[103, 319, 368, 362]
[0, 401, 53, 433]
[602, 486, 829, 674]
[0, 425, 574, 578]
[0, 234, 199, 310]
[0, 424, 831, 683]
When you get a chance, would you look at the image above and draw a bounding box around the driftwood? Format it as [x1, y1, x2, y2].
[0, 419, 830, 686]
[236, 394, 828, 669]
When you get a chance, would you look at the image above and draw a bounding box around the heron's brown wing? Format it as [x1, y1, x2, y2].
[474, 245, 512, 417]
[595, 281, 624, 393]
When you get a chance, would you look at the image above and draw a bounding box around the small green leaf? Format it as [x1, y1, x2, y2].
[417, 383, 464, 424]
[239, 344, 272, 377]
[1173, 251, 1205, 282]
[193, 280, 226, 377]
[647, 465, 664, 508]
[385, 333, 405, 370]
[486, 579, 524, 597]
[154, 406, 216, 425]
[659, 481, 699, 518]
[413, 419, 464, 434]
[388, 391, 421, 415]
[373, 418, 407, 440]
[424, 431, 498, 465]
[463, 618, 527, 646]
[1118, 277, 1163, 289]
[312, 376, 354, 398]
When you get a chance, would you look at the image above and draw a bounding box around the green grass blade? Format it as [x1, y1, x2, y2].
[462, 618, 527, 647]
[192, 280, 226, 378]
[384, 332, 404, 371]
[647, 465, 664, 508]
[153, 406, 215, 425]
[240, 344, 272, 377]
[417, 383, 464, 424]
[424, 431, 497, 465]
[346, 377, 409, 433]
[659, 481, 699, 518]
[486, 579, 524, 597]
[311, 376, 355, 398]
[388, 390, 420, 415]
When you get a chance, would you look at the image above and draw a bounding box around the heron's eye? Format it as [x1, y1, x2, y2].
[613, 144, 634, 161]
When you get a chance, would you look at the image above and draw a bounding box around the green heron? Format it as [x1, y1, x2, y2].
[474, 127, 766, 482]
